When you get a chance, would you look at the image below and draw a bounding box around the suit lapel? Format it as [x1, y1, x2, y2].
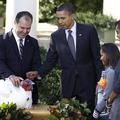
[8, 32, 21, 59]
[22, 36, 31, 61]
[61, 29, 68, 46]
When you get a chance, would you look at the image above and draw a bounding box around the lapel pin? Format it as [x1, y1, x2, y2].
[79, 34, 82, 36]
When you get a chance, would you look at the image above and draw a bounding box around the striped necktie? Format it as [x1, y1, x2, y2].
[19, 39, 24, 59]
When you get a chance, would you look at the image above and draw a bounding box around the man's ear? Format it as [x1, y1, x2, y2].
[13, 20, 18, 29]
[71, 14, 75, 21]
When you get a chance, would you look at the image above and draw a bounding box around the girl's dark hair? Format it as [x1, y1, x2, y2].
[115, 20, 120, 30]
[101, 43, 120, 69]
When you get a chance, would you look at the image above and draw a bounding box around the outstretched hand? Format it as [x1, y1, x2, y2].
[26, 71, 38, 80]
[9, 75, 24, 87]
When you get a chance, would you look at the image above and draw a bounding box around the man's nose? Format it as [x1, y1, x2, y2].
[23, 29, 30, 34]
[23, 29, 27, 33]
[58, 19, 63, 24]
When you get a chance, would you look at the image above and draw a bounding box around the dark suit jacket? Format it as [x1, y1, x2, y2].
[113, 60, 120, 94]
[0, 31, 41, 79]
[40, 23, 102, 103]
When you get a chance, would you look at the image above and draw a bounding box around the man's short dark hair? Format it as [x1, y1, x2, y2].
[15, 11, 33, 23]
[56, 3, 75, 14]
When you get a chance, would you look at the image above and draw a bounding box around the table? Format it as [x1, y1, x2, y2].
[27, 105, 50, 120]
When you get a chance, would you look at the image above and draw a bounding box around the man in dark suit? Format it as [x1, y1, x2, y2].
[0, 11, 41, 104]
[27, 3, 102, 118]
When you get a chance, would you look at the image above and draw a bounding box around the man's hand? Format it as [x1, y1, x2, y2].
[26, 71, 38, 80]
[9, 75, 24, 87]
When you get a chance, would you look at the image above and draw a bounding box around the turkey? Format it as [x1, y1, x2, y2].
[0, 78, 33, 109]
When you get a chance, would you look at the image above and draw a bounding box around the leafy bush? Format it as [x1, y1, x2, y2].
[39, 0, 116, 31]
[38, 68, 61, 104]
[75, 12, 116, 31]
[38, 47, 61, 105]
[39, 0, 103, 22]
[39, 46, 47, 63]
[48, 98, 91, 120]
[0, 1, 5, 17]
[47, 11, 116, 32]
[0, 103, 32, 120]
[39, 0, 57, 22]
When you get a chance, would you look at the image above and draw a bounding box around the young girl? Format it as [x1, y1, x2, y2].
[93, 43, 120, 120]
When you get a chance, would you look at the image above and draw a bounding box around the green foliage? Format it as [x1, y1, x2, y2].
[0, 103, 32, 120]
[38, 68, 61, 105]
[0, 0, 6, 27]
[0, 0, 6, 4]
[39, 46, 47, 63]
[39, 0, 103, 22]
[39, 0, 57, 22]
[39, 0, 115, 31]
[75, 12, 116, 31]
[38, 47, 61, 105]
[73, 0, 103, 14]
[48, 98, 91, 120]
[0, 0, 5, 17]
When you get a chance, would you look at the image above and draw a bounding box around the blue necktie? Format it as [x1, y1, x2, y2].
[68, 30, 76, 60]
[19, 39, 24, 59]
